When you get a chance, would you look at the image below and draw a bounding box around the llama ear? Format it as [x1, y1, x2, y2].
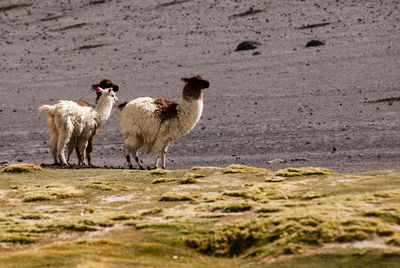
[113, 85, 119, 92]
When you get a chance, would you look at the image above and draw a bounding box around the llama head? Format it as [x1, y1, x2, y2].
[182, 75, 209, 101]
[182, 75, 209, 90]
[92, 78, 119, 92]
[98, 88, 118, 103]
[91, 78, 119, 104]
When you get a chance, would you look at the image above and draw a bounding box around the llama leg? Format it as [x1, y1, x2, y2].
[123, 144, 133, 169]
[148, 155, 159, 170]
[132, 148, 145, 170]
[160, 144, 169, 170]
[86, 128, 98, 166]
[48, 118, 59, 164]
[57, 132, 71, 166]
[66, 138, 76, 165]
[57, 118, 73, 166]
[49, 130, 59, 165]
[77, 137, 89, 166]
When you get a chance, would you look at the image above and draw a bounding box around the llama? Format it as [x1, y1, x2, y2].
[39, 79, 118, 166]
[117, 75, 209, 170]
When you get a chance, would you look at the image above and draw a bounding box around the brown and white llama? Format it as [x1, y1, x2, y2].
[39, 79, 119, 166]
[116, 75, 209, 170]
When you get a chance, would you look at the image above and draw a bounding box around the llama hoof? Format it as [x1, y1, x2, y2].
[146, 166, 157, 170]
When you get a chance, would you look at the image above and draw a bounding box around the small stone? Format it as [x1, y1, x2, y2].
[267, 159, 287, 164]
[305, 40, 325, 48]
[235, 41, 261, 51]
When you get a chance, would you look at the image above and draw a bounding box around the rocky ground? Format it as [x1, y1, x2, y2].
[1, 0, 400, 172]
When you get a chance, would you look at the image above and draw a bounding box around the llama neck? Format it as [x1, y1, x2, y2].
[176, 96, 204, 134]
[94, 97, 113, 127]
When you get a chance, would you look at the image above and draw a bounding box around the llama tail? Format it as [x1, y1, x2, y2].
[38, 105, 56, 118]
[116, 101, 129, 118]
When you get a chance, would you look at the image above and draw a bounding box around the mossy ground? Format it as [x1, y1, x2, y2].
[0, 165, 399, 267]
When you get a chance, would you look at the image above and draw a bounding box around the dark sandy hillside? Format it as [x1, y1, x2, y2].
[0, 0, 400, 172]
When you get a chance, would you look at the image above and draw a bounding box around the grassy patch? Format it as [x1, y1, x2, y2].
[275, 167, 332, 177]
[0, 166, 400, 267]
[3, 164, 42, 173]
[159, 192, 201, 201]
[180, 177, 197, 184]
[150, 169, 168, 175]
[212, 202, 252, 213]
[152, 178, 177, 184]
[363, 210, 400, 224]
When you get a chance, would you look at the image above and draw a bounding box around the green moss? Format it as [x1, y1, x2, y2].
[150, 169, 168, 175]
[226, 165, 271, 174]
[51, 223, 97, 232]
[159, 192, 200, 201]
[152, 178, 177, 184]
[22, 188, 79, 202]
[76, 238, 122, 246]
[265, 177, 285, 183]
[0, 234, 38, 244]
[387, 235, 400, 246]
[223, 188, 263, 201]
[223, 169, 245, 174]
[255, 207, 281, 213]
[258, 185, 289, 200]
[364, 210, 400, 224]
[85, 181, 112, 190]
[141, 208, 163, 216]
[22, 193, 53, 202]
[212, 203, 252, 213]
[180, 177, 197, 184]
[111, 214, 142, 221]
[3, 164, 42, 173]
[275, 167, 332, 177]
[20, 214, 45, 220]
[301, 192, 324, 200]
[185, 173, 206, 178]
[185, 215, 395, 257]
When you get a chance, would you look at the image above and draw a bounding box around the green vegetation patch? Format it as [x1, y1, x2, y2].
[111, 214, 142, 221]
[22, 187, 80, 202]
[212, 202, 252, 213]
[180, 177, 197, 184]
[363, 210, 400, 224]
[3, 164, 42, 173]
[387, 235, 400, 246]
[275, 167, 332, 177]
[223, 187, 263, 201]
[255, 207, 281, 213]
[265, 177, 285, 183]
[152, 178, 177, 184]
[159, 192, 201, 201]
[0, 166, 400, 266]
[85, 181, 127, 191]
[0, 233, 39, 244]
[141, 208, 163, 216]
[185, 215, 395, 257]
[150, 169, 168, 175]
[226, 165, 271, 174]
